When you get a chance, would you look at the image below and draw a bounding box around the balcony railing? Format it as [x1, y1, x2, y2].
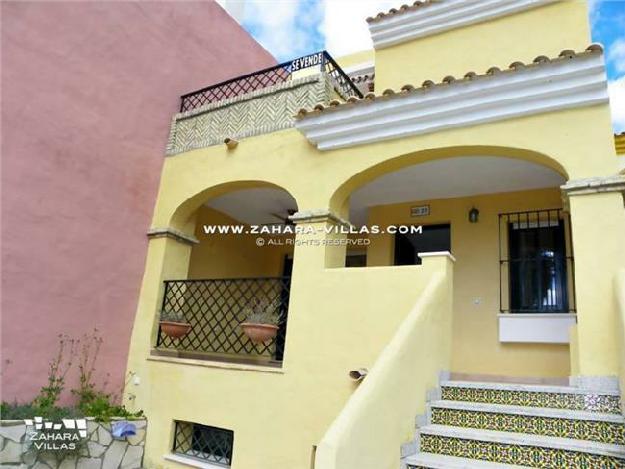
[179, 51, 363, 113]
[155, 277, 291, 364]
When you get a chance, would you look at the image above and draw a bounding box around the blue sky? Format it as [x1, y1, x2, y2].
[590, 0, 625, 131]
[225, 0, 625, 132]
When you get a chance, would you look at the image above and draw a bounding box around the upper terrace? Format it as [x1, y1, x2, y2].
[166, 51, 363, 155]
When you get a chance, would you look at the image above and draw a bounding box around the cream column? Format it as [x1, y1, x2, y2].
[124, 228, 197, 409]
[563, 176, 625, 391]
[280, 210, 349, 367]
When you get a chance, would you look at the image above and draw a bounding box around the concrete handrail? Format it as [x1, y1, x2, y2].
[314, 253, 454, 469]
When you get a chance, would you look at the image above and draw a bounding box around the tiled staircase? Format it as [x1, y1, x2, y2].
[404, 380, 625, 468]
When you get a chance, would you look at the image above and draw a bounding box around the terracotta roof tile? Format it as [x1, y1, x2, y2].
[366, 0, 436, 23]
[351, 73, 375, 83]
[296, 45, 603, 119]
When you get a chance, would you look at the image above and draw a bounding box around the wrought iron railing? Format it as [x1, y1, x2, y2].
[155, 277, 291, 363]
[179, 51, 362, 112]
[499, 209, 576, 314]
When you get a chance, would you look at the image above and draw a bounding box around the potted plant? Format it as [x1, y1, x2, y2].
[159, 311, 191, 339]
[240, 299, 282, 344]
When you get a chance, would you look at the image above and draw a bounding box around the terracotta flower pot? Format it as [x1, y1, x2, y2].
[240, 323, 278, 344]
[160, 321, 192, 339]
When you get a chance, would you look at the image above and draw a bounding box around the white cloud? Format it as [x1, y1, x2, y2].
[224, 0, 325, 61]
[608, 76, 625, 133]
[222, 0, 392, 60]
[607, 38, 625, 74]
[323, 0, 397, 57]
[588, 0, 603, 27]
[241, 1, 302, 59]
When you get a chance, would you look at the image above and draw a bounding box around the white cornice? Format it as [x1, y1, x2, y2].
[561, 175, 625, 196]
[295, 52, 608, 151]
[147, 227, 199, 245]
[368, 0, 555, 49]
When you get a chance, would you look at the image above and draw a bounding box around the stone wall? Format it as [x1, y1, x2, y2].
[0, 419, 147, 468]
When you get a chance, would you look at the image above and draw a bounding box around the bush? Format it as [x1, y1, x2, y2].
[1, 330, 142, 422]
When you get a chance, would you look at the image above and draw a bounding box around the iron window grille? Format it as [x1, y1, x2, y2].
[499, 208, 576, 314]
[173, 421, 234, 466]
[155, 276, 291, 363]
[179, 51, 363, 113]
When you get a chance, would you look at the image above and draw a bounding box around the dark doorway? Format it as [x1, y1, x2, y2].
[394, 224, 451, 265]
[275, 255, 293, 361]
[508, 221, 568, 313]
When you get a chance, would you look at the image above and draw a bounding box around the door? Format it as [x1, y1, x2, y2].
[508, 221, 568, 313]
[394, 223, 451, 265]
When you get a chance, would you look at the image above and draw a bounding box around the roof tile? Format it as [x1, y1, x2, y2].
[296, 45, 603, 120]
[366, 0, 436, 23]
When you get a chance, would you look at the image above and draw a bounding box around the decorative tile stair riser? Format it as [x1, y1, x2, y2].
[431, 407, 625, 445]
[404, 381, 625, 468]
[440, 386, 622, 414]
[415, 434, 625, 468]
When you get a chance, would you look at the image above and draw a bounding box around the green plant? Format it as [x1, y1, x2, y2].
[71, 329, 142, 422]
[77, 393, 143, 422]
[71, 329, 103, 410]
[1, 331, 142, 423]
[1, 401, 78, 420]
[32, 334, 75, 418]
[160, 310, 188, 323]
[242, 298, 282, 325]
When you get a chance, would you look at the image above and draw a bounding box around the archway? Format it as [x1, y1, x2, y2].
[328, 148, 572, 381]
[157, 181, 299, 366]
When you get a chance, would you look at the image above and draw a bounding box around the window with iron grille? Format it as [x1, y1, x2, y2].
[173, 421, 234, 466]
[498, 208, 576, 314]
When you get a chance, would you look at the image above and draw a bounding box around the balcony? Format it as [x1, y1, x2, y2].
[153, 276, 291, 366]
[166, 51, 362, 155]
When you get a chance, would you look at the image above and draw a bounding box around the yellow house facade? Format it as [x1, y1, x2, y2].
[125, 1, 625, 468]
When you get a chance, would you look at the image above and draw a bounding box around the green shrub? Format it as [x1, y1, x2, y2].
[1, 330, 142, 422]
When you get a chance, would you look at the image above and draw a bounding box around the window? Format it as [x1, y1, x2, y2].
[173, 421, 234, 466]
[394, 223, 451, 265]
[499, 209, 575, 314]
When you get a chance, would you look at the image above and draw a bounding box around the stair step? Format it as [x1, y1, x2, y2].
[441, 380, 621, 396]
[440, 380, 622, 414]
[429, 400, 625, 444]
[405, 452, 531, 468]
[419, 424, 625, 468]
[431, 400, 625, 422]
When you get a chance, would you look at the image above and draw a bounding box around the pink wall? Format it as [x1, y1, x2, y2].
[1, 1, 275, 403]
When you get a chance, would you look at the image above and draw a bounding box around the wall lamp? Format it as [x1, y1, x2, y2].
[469, 207, 480, 223]
[224, 137, 239, 150]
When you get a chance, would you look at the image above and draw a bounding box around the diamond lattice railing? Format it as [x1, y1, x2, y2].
[179, 51, 362, 112]
[156, 277, 291, 362]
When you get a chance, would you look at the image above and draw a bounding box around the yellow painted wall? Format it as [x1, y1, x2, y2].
[615, 133, 625, 155]
[124, 2, 625, 465]
[126, 103, 623, 467]
[375, 1, 591, 91]
[366, 188, 571, 379]
[567, 192, 625, 377]
[315, 255, 454, 469]
[127, 219, 450, 468]
[336, 49, 374, 69]
[188, 206, 292, 279]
